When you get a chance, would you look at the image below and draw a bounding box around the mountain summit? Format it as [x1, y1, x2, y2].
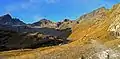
[0, 14, 25, 25]
[32, 19, 57, 28]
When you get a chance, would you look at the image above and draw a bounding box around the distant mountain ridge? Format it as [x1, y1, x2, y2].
[0, 14, 77, 30]
[31, 19, 57, 28]
[0, 14, 25, 25]
[31, 18, 78, 30]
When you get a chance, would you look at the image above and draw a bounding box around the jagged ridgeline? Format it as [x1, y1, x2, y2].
[0, 13, 78, 51]
[1, 3, 120, 59]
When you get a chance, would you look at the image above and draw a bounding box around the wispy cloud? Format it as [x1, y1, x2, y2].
[5, 0, 60, 12]
[45, 0, 60, 4]
[4, 0, 41, 12]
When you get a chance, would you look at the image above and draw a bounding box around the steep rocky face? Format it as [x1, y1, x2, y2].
[0, 14, 12, 25]
[78, 7, 107, 22]
[108, 4, 120, 39]
[0, 14, 25, 25]
[12, 18, 26, 25]
[108, 14, 120, 39]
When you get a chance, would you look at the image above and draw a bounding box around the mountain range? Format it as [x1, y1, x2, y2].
[0, 14, 77, 29]
[0, 13, 75, 51]
[1, 3, 120, 59]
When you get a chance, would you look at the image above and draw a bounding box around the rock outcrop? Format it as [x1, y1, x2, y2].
[57, 19, 78, 30]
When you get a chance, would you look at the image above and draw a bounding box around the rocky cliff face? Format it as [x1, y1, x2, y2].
[108, 4, 120, 39]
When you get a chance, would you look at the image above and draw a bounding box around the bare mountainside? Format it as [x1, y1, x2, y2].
[1, 3, 120, 59]
[0, 14, 25, 25]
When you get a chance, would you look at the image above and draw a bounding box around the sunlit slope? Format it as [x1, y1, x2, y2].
[69, 4, 120, 42]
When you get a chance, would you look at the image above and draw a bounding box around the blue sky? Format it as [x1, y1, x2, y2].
[0, 0, 120, 23]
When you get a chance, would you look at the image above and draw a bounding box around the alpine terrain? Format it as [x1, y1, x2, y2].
[1, 3, 120, 59]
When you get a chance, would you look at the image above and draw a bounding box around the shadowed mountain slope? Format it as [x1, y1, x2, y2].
[0, 29, 71, 51]
[0, 14, 25, 25]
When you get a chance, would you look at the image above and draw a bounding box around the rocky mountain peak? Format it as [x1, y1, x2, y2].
[63, 19, 70, 22]
[40, 18, 53, 24]
[2, 14, 12, 18]
[111, 3, 120, 14]
[0, 14, 25, 25]
[78, 7, 107, 22]
[112, 3, 120, 10]
[0, 14, 12, 21]
[32, 19, 57, 28]
[95, 7, 106, 12]
[32, 19, 53, 25]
